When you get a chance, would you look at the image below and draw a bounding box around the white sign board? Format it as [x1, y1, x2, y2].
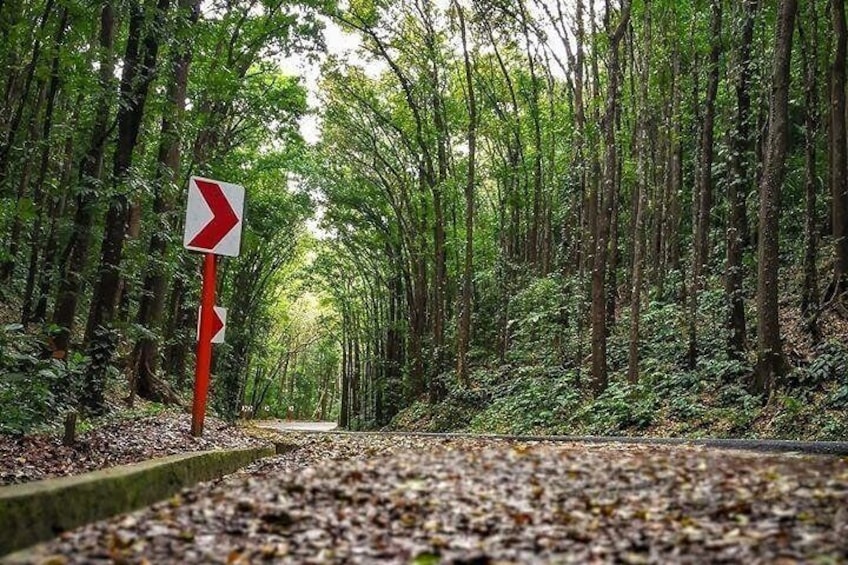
[183, 176, 244, 257]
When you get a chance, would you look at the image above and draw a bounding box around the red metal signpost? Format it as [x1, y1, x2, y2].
[183, 176, 244, 437]
[192, 253, 217, 436]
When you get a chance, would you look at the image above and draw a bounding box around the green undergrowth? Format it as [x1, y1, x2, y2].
[390, 278, 848, 441]
[0, 321, 175, 435]
[389, 344, 848, 442]
[0, 323, 87, 435]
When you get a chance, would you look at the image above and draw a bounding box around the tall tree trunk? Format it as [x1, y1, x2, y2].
[830, 0, 848, 293]
[130, 0, 200, 402]
[519, 0, 543, 269]
[1, 83, 43, 285]
[340, 317, 349, 428]
[799, 0, 821, 339]
[162, 257, 194, 387]
[21, 6, 69, 324]
[85, 0, 170, 345]
[0, 0, 54, 184]
[688, 0, 722, 369]
[725, 0, 757, 358]
[665, 46, 683, 286]
[456, 1, 475, 387]
[591, 0, 630, 394]
[83, 0, 170, 413]
[51, 2, 115, 355]
[754, 0, 796, 397]
[628, 169, 646, 384]
[35, 98, 80, 322]
[628, 3, 651, 384]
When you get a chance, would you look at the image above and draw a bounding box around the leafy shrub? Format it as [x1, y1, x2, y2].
[667, 393, 706, 422]
[812, 411, 848, 441]
[388, 400, 433, 431]
[787, 341, 848, 389]
[430, 386, 490, 432]
[828, 383, 848, 409]
[470, 366, 581, 434]
[717, 383, 759, 408]
[506, 275, 573, 366]
[575, 380, 657, 434]
[769, 394, 811, 438]
[0, 325, 85, 434]
[638, 301, 688, 366]
[654, 369, 703, 396]
[703, 357, 752, 385]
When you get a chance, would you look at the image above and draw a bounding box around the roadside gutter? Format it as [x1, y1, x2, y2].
[0, 444, 277, 557]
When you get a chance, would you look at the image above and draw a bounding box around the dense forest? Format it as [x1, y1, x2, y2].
[1, 0, 847, 440]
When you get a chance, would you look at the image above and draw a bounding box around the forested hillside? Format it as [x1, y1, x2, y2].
[312, 0, 848, 438]
[1, 0, 847, 440]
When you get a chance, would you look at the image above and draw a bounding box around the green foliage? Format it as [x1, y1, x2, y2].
[467, 367, 580, 435]
[577, 381, 659, 433]
[506, 275, 571, 366]
[428, 379, 490, 431]
[390, 291, 848, 441]
[0, 325, 86, 434]
[788, 341, 848, 389]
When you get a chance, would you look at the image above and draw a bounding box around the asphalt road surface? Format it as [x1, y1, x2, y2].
[14, 432, 848, 564]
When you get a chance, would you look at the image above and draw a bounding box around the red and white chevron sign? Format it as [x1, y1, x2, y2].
[183, 176, 244, 257]
[196, 306, 226, 344]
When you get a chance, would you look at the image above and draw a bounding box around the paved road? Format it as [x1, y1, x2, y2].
[257, 420, 338, 432]
[19, 433, 848, 564]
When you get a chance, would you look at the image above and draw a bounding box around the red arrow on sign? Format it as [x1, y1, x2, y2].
[211, 308, 224, 341]
[188, 179, 239, 250]
[197, 305, 227, 344]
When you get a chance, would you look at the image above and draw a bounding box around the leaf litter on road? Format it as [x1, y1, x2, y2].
[14, 433, 848, 564]
[0, 411, 262, 486]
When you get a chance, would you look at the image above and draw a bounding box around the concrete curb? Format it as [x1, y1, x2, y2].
[262, 426, 848, 457]
[0, 445, 275, 557]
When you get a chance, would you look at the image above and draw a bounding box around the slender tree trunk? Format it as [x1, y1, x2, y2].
[1, 83, 43, 285]
[130, 0, 200, 402]
[352, 322, 361, 425]
[799, 0, 821, 339]
[628, 172, 646, 384]
[830, 0, 848, 292]
[725, 0, 757, 358]
[21, 7, 69, 324]
[689, 0, 722, 369]
[456, 2, 475, 387]
[35, 98, 80, 322]
[591, 0, 630, 394]
[628, 4, 651, 384]
[519, 1, 543, 269]
[162, 257, 194, 387]
[340, 318, 349, 428]
[83, 0, 171, 413]
[85, 0, 170, 346]
[665, 47, 683, 286]
[0, 0, 54, 184]
[606, 170, 620, 332]
[754, 0, 796, 397]
[51, 2, 115, 355]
